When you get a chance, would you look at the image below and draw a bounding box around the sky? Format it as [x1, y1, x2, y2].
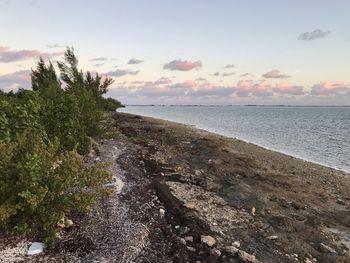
[0, 0, 350, 106]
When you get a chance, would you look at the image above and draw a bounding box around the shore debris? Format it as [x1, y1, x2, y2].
[27, 242, 44, 255]
[200, 235, 216, 247]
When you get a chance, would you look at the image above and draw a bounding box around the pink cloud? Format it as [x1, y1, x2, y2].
[235, 80, 273, 97]
[273, 82, 306, 95]
[0, 46, 63, 63]
[163, 59, 202, 71]
[0, 70, 31, 91]
[311, 81, 349, 95]
[262, 69, 290, 79]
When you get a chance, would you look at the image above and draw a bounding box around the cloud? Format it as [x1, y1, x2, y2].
[224, 64, 235, 68]
[163, 59, 202, 71]
[93, 63, 105, 67]
[213, 72, 220, 76]
[196, 77, 207, 81]
[310, 81, 349, 95]
[169, 80, 197, 89]
[298, 29, 331, 41]
[273, 82, 306, 95]
[222, 72, 235, 77]
[234, 79, 273, 97]
[90, 57, 108, 62]
[154, 77, 172, 85]
[0, 70, 31, 91]
[46, 44, 64, 48]
[262, 69, 290, 79]
[239, 73, 250, 78]
[106, 69, 139, 77]
[0, 46, 63, 63]
[128, 58, 143, 64]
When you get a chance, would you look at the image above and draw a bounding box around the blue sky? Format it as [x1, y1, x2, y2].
[1, 0, 350, 105]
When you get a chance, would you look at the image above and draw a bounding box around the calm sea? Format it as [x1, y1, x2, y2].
[119, 106, 350, 173]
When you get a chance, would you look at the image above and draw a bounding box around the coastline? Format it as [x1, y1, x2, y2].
[2, 112, 349, 262]
[118, 109, 350, 174]
[114, 112, 350, 262]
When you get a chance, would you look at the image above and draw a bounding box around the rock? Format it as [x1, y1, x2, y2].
[159, 208, 165, 218]
[224, 246, 239, 255]
[179, 238, 186, 245]
[318, 243, 337, 254]
[251, 207, 256, 215]
[28, 242, 44, 255]
[337, 199, 346, 205]
[208, 159, 213, 164]
[211, 248, 221, 256]
[185, 236, 193, 243]
[305, 258, 313, 263]
[238, 250, 259, 263]
[194, 170, 202, 176]
[266, 235, 278, 240]
[232, 241, 241, 248]
[201, 235, 216, 247]
[187, 246, 196, 252]
[185, 202, 196, 209]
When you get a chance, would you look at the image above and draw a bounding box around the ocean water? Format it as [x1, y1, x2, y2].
[119, 106, 350, 173]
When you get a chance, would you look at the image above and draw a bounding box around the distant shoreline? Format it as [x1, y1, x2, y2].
[118, 108, 350, 174]
[124, 104, 350, 108]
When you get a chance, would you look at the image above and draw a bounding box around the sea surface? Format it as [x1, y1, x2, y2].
[119, 106, 350, 173]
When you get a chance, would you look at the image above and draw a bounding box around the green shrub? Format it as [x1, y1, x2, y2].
[0, 47, 121, 248]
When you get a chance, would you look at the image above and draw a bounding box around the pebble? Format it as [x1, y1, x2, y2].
[238, 250, 259, 263]
[318, 243, 337, 254]
[201, 235, 216, 247]
[211, 248, 221, 256]
[179, 238, 186, 245]
[266, 235, 278, 240]
[159, 208, 165, 218]
[232, 241, 241, 248]
[185, 236, 193, 243]
[224, 246, 239, 255]
[251, 207, 256, 215]
[187, 246, 196, 252]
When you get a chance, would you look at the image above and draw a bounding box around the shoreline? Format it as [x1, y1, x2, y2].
[118, 109, 350, 174]
[2, 112, 349, 262]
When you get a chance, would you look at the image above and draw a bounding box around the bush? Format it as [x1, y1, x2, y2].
[0, 47, 121, 248]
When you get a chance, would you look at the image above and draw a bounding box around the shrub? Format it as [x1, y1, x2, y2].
[0, 47, 120, 248]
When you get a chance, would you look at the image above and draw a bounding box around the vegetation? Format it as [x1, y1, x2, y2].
[0, 48, 122, 248]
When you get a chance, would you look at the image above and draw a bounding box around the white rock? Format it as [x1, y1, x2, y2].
[224, 246, 239, 255]
[201, 235, 216, 247]
[27, 242, 44, 255]
[185, 236, 193, 243]
[232, 241, 241, 248]
[159, 208, 165, 218]
[266, 235, 278, 240]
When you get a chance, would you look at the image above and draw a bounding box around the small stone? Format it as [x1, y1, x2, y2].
[28, 242, 44, 255]
[232, 241, 241, 248]
[266, 235, 278, 240]
[201, 235, 216, 247]
[187, 246, 196, 252]
[251, 207, 256, 215]
[224, 246, 239, 255]
[179, 238, 186, 245]
[211, 248, 221, 256]
[175, 225, 180, 229]
[185, 202, 195, 209]
[159, 208, 165, 218]
[185, 236, 193, 243]
[305, 258, 313, 263]
[337, 199, 346, 205]
[194, 170, 202, 176]
[238, 250, 259, 263]
[318, 243, 337, 254]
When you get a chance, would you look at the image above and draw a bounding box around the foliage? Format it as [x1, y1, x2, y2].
[0, 47, 121, 248]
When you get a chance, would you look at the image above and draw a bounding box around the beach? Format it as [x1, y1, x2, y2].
[1, 112, 349, 262]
